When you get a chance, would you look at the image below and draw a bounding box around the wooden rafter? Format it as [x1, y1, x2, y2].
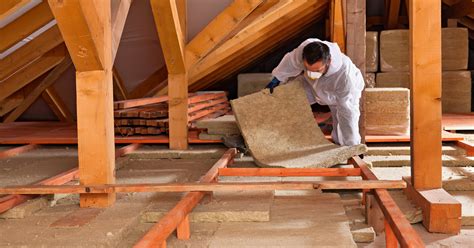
[111, 0, 132, 63]
[42, 86, 74, 122]
[187, 0, 328, 91]
[0, 0, 31, 22]
[0, 1, 54, 53]
[446, 0, 474, 18]
[0, 26, 63, 80]
[185, 0, 265, 69]
[3, 56, 72, 123]
[0, 44, 66, 102]
[0, 91, 24, 117]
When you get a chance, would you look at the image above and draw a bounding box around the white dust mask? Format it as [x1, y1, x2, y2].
[307, 70, 322, 80]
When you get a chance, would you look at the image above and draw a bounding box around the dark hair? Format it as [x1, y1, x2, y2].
[302, 42, 330, 65]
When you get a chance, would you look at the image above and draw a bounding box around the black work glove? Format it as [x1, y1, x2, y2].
[265, 77, 281, 94]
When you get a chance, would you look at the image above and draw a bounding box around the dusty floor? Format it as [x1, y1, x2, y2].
[0, 144, 473, 247]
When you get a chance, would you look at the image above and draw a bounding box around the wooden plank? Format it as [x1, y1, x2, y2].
[402, 177, 461, 234]
[330, 0, 345, 52]
[455, 140, 474, 156]
[150, 0, 186, 74]
[350, 156, 425, 247]
[185, 0, 265, 69]
[176, 215, 190, 240]
[218, 168, 362, 177]
[384, 219, 399, 248]
[345, 0, 366, 144]
[112, 67, 129, 100]
[3, 57, 72, 123]
[48, 0, 106, 71]
[42, 86, 75, 122]
[129, 66, 168, 98]
[188, 92, 226, 104]
[187, 97, 227, 114]
[386, 0, 401, 29]
[0, 26, 63, 80]
[111, 0, 132, 62]
[0, 0, 25, 16]
[0, 144, 38, 159]
[0, 44, 66, 102]
[134, 148, 237, 247]
[442, 113, 474, 131]
[0, 1, 54, 53]
[0, 180, 407, 194]
[188, 103, 229, 122]
[114, 96, 169, 110]
[409, 0, 443, 189]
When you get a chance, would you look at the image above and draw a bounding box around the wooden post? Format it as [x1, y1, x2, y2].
[330, 0, 345, 53]
[150, 0, 188, 150]
[48, 0, 116, 207]
[409, 0, 442, 190]
[345, 0, 366, 143]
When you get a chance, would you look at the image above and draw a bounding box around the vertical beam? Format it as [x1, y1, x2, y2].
[409, 0, 442, 189]
[168, 73, 189, 149]
[150, 0, 188, 150]
[345, 0, 366, 143]
[330, 0, 345, 53]
[386, 0, 401, 29]
[49, 0, 115, 208]
[111, 0, 132, 63]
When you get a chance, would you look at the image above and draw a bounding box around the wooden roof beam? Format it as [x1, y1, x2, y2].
[0, 44, 66, 102]
[3, 56, 72, 123]
[185, 0, 265, 69]
[42, 86, 74, 122]
[0, 0, 31, 22]
[385, 0, 401, 29]
[111, 0, 132, 63]
[0, 1, 54, 53]
[446, 0, 474, 18]
[0, 26, 63, 80]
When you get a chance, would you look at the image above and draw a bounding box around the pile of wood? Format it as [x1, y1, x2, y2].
[114, 92, 230, 136]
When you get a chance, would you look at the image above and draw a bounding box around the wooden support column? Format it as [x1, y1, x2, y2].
[49, 0, 116, 208]
[330, 0, 345, 53]
[345, 0, 366, 143]
[150, 0, 188, 150]
[409, 0, 461, 234]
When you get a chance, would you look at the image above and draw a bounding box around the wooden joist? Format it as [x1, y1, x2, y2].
[218, 168, 362, 177]
[0, 1, 54, 53]
[0, 144, 38, 159]
[0, 44, 66, 102]
[350, 156, 425, 247]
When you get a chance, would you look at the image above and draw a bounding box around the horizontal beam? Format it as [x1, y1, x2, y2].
[0, 180, 407, 195]
[218, 168, 361, 177]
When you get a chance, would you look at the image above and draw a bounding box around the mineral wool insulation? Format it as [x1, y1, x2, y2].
[231, 80, 367, 168]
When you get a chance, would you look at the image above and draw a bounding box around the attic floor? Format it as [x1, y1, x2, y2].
[0, 144, 473, 247]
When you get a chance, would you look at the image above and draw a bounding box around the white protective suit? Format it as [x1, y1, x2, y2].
[272, 38, 365, 146]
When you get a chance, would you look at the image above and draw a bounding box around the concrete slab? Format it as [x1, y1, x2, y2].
[231, 80, 367, 168]
[208, 193, 357, 247]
